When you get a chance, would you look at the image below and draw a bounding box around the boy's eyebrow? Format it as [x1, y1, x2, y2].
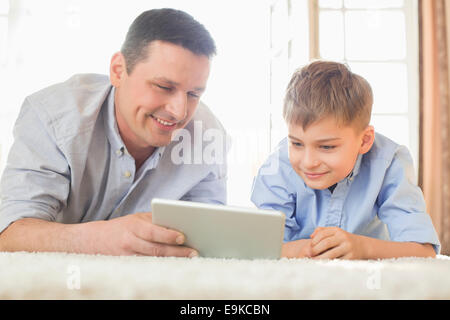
[315, 137, 341, 143]
[288, 135, 301, 141]
[288, 135, 341, 143]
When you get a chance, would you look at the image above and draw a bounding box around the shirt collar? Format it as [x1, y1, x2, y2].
[103, 86, 166, 170]
[349, 153, 363, 179]
[103, 86, 125, 154]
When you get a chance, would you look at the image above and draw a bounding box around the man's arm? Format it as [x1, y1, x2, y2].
[0, 213, 198, 257]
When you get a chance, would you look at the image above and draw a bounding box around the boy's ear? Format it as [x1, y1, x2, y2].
[110, 52, 127, 88]
[359, 125, 375, 155]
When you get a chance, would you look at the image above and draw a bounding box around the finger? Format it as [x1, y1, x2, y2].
[132, 237, 198, 257]
[312, 245, 346, 260]
[133, 221, 186, 246]
[310, 227, 338, 246]
[310, 235, 341, 257]
[310, 227, 323, 238]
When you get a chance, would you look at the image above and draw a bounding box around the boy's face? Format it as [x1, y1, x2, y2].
[287, 117, 374, 190]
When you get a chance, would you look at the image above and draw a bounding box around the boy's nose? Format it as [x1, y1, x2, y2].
[302, 149, 321, 169]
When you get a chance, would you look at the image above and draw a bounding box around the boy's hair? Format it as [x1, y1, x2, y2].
[121, 8, 216, 75]
[283, 61, 373, 131]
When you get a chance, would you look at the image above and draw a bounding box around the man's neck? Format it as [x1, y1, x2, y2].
[119, 133, 156, 171]
[114, 103, 155, 171]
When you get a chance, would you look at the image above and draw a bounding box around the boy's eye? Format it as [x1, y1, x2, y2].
[320, 145, 336, 150]
[291, 141, 303, 147]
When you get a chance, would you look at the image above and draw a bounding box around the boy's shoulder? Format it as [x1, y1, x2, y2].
[366, 132, 407, 162]
[255, 137, 304, 190]
[362, 132, 416, 178]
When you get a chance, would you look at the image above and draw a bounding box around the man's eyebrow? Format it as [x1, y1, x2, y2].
[152, 77, 205, 92]
[152, 77, 179, 86]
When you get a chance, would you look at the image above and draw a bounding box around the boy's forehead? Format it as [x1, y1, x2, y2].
[288, 116, 359, 140]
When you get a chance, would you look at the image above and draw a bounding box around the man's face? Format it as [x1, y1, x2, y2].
[287, 117, 373, 190]
[110, 40, 211, 151]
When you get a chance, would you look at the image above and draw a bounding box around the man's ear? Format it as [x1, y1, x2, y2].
[110, 52, 127, 88]
[359, 125, 375, 155]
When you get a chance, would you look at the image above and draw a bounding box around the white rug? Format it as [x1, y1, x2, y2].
[0, 252, 449, 299]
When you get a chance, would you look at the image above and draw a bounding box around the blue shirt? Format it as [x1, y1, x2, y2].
[0, 74, 227, 233]
[251, 133, 441, 254]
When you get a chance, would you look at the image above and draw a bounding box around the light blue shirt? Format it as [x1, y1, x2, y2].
[251, 133, 441, 254]
[0, 74, 227, 233]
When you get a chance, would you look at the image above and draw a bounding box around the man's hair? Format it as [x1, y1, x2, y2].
[283, 61, 373, 131]
[121, 8, 216, 74]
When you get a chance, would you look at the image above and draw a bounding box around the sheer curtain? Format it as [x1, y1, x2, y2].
[419, 0, 450, 255]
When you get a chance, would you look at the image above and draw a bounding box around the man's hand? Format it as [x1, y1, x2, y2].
[91, 212, 198, 257]
[309, 227, 366, 260]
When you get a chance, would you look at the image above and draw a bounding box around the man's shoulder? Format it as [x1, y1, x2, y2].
[187, 101, 226, 133]
[27, 73, 111, 109]
[23, 74, 112, 144]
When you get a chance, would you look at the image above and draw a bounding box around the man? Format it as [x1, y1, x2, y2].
[0, 8, 227, 257]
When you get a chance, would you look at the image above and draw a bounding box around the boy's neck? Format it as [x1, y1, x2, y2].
[328, 183, 337, 193]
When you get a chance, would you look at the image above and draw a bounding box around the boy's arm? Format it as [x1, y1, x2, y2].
[282, 239, 313, 258]
[376, 146, 440, 255]
[309, 226, 435, 259]
[362, 237, 435, 259]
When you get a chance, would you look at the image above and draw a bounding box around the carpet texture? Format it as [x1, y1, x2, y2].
[0, 252, 449, 299]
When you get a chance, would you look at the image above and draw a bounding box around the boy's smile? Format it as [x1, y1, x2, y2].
[287, 117, 374, 190]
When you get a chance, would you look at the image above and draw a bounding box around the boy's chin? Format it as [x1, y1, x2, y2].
[305, 183, 333, 190]
[302, 178, 338, 190]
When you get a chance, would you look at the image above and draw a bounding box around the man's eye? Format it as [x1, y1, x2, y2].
[291, 141, 303, 147]
[188, 92, 200, 98]
[156, 84, 172, 91]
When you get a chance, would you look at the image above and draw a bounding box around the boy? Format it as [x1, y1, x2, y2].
[251, 61, 440, 259]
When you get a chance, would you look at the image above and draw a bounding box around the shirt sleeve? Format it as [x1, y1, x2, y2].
[250, 152, 300, 242]
[0, 97, 71, 234]
[180, 161, 228, 205]
[376, 146, 441, 254]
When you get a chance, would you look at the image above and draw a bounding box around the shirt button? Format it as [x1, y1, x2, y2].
[116, 149, 123, 156]
[124, 171, 132, 178]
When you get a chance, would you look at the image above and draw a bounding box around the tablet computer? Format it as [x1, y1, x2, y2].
[151, 198, 285, 260]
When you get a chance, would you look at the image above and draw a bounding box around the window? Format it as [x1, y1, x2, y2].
[270, 0, 420, 177]
[0, 0, 9, 172]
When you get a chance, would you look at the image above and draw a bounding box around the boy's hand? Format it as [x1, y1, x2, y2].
[310, 227, 366, 260]
[281, 239, 313, 258]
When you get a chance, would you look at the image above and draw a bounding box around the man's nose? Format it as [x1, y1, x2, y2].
[165, 92, 187, 122]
